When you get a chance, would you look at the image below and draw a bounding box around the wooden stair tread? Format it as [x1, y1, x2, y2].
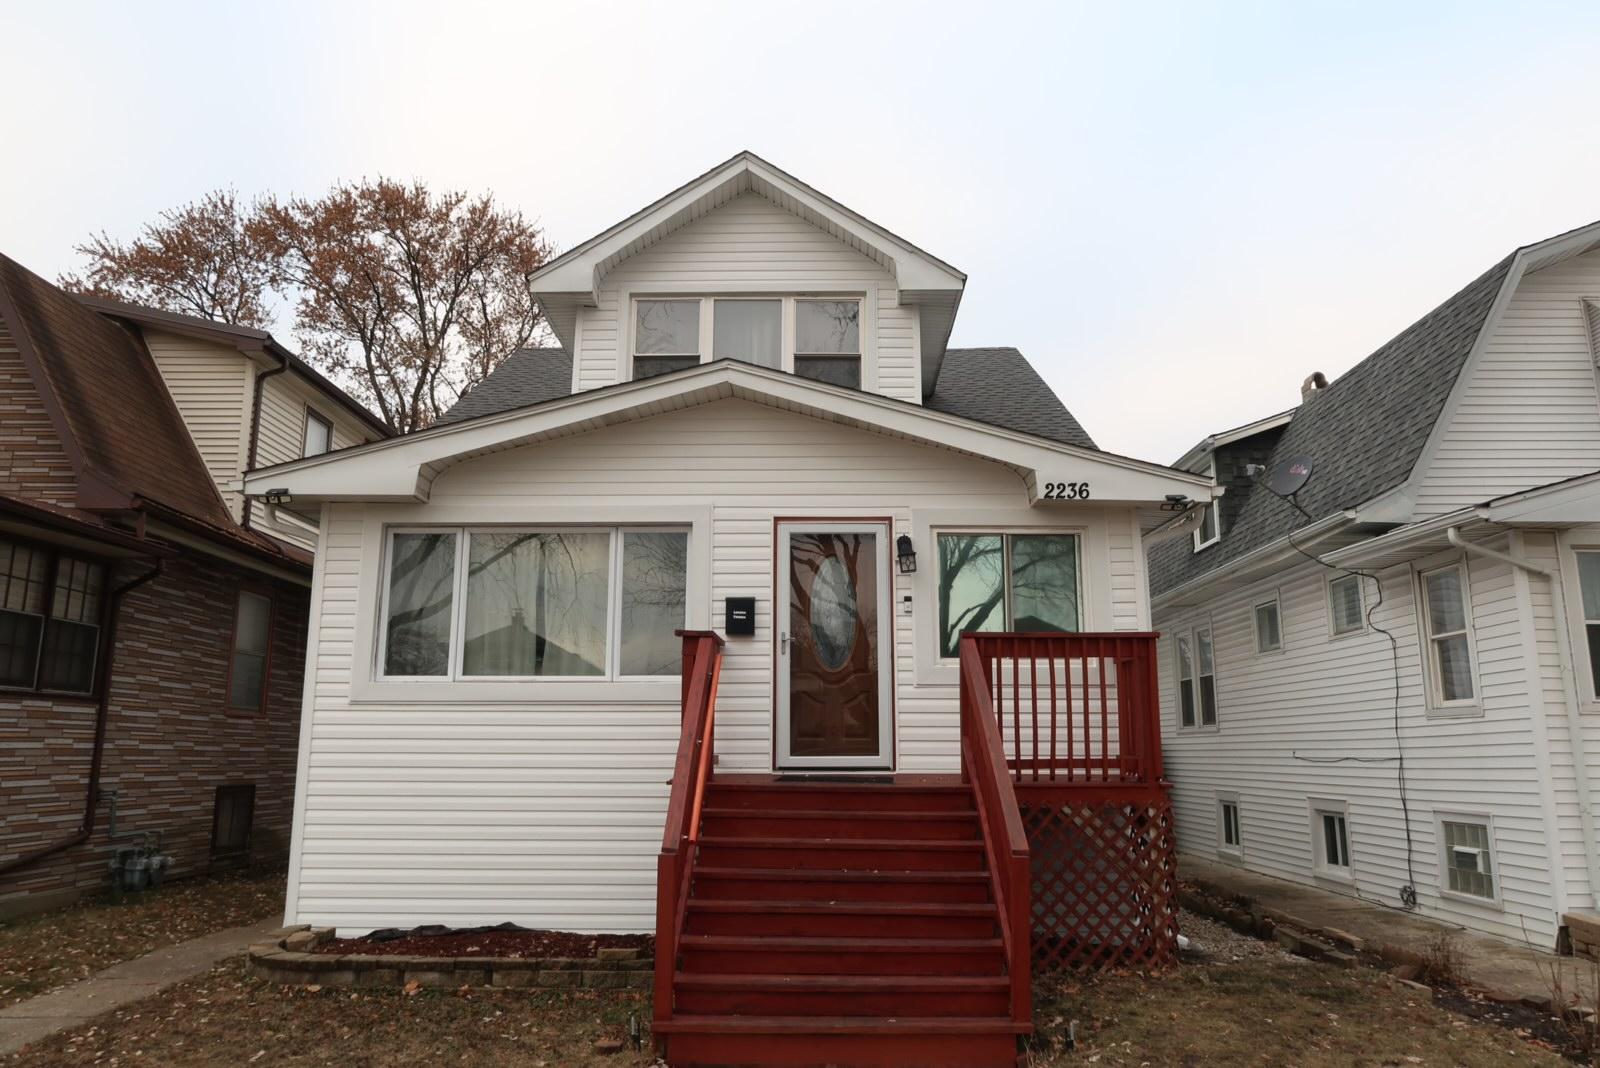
[673, 972, 1008, 991]
[687, 899, 996, 917]
[702, 806, 977, 820]
[698, 835, 984, 850]
[692, 866, 989, 882]
[680, 933, 1004, 951]
[653, 1014, 1031, 1035]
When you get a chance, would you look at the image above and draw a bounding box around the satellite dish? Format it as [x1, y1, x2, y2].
[1265, 455, 1314, 498]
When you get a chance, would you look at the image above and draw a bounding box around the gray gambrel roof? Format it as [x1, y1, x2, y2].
[1148, 253, 1516, 598]
[438, 346, 1096, 449]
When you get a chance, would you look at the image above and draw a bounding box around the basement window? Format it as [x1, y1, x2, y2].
[1312, 803, 1352, 878]
[211, 784, 256, 863]
[1219, 797, 1242, 855]
[1439, 816, 1496, 902]
[0, 538, 105, 695]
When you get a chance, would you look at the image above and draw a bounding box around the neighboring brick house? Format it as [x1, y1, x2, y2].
[0, 254, 389, 917]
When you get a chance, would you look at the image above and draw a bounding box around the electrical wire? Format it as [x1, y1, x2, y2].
[1277, 492, 1419, 912]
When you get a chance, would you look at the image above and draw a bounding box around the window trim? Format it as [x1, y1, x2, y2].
[376, 525, 691, 684]
[1568, 543, 1600, 705]
[1309, 798, 1354, 882]
[1217, 792, 1243, 858]
[1326, 572, 1366, 638]
[1174, 619, 1218, 730]
[627, 293, 867, 384]
[224, 585, 275, 713]
[1252, 591, 1283, 654]
[932, 528, 1084, 662]
[1192, 458, 1221, 551]
[302, 407, 334, 458]
[1415, 558, 1480, 713]
[1434, 810, 1501, 907]
[0, 535, 109, 701]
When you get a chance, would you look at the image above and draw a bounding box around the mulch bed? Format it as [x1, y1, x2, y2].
[316, 925, 653, 959]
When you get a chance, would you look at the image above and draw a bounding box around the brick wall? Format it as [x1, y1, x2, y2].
[0, 323, 78, 507]
[0, 537, 307, 912]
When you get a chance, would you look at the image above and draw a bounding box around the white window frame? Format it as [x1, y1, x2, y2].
[1416, 558, 1480, 713]
[1326, 572, 1366, 638]
[1173, 619, 1218, 730]
[1434, 811, 1501, 907]
[1309, 799, 1353, 882]
[931, 528, 1085, 662]
[375, 525, 690, 684]
[1567, 543, 1600, 704]
[1217, 792, 1243, 858]
[302, 407, 334, 458]
[1252, 591, 1283, 654]
[627, 294, 866, 382]
[1192, 458, 1221, 551]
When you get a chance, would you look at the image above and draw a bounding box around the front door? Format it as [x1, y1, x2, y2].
[776, 522, 893, 769]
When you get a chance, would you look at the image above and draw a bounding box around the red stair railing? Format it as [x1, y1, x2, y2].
[653, 630, 725, 1036]
[957, 635, 1033, 1032]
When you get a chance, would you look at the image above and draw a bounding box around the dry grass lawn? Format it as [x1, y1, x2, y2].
[0, 867, 285, 1009]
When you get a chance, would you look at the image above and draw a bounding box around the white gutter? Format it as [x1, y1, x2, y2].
[1445, 526, 1600, 908]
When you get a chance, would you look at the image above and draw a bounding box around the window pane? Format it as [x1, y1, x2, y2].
[1588, 623, 1600, 700]
[1426, 569, 1466, 635]
[1196, 504, 1218, 544]
[51, 558, 101, 623]
[303, 413, 332, 457]
[620, 532, 687, 676]
[1178, 679, 1195, 727]
[1177, 635, 1193, 680]
[1196, 627, 1214, 676]
[0, 610, 43, 688]
[228, 592, 272, 710]
[1009, 534, 1079, 633]
[39, 620, 98, 692]
[636, 300, 700, 355]
[0, 541, 47, 614]
[633, 355, 700, 381]
[1444, 820, 1494, 898]
[384, 532, 457, 677]
[1199, 676, 1218, 725]
[1579, 551, 1600, 621]
[1330, 575, 1363, 633]
[937, 534, 1005, 657]
[794, 355, 861, 389]
[1255, 602, 1280, 651]
[464, 532, 609, 677]
[229, 652, 267, 710]
[713, 300, 782, 368]
[796, 300, 860, 354]
[1435, 634, 1474, 701]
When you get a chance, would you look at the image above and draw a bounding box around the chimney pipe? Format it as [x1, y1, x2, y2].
[1301, 371, 1328, 399]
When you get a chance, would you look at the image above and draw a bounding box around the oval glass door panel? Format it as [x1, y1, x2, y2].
[809, 555, 858, 670]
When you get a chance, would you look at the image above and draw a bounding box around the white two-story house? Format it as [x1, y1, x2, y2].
[1148, 220, 1600, 953]
[242, 152, 1214, 1066]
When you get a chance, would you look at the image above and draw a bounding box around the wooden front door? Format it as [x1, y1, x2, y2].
[776, 522, 892, 769]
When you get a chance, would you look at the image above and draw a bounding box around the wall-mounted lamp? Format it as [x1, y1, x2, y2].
[896, 534, 917, 574]
[262, 488, 293, 506]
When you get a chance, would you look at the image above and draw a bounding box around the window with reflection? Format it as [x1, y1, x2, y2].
[935, 531, 1080, 657]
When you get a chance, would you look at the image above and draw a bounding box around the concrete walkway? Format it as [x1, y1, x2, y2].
[1181, 855, 1597, 1010]
[0, 918, 282, 1057]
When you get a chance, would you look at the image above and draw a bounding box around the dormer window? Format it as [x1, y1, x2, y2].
[1193, 458, 1221, 551]
[629, 296, 863, 388]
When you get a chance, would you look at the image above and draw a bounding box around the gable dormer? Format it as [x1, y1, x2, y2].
[531, 152, 965, 405]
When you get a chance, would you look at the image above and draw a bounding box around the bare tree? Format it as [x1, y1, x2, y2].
[60, 191, 278, 328]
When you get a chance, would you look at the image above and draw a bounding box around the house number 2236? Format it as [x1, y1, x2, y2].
[1042, 481, 1090, 500]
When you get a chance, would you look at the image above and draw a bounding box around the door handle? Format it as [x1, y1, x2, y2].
[780, 631, 790, 654]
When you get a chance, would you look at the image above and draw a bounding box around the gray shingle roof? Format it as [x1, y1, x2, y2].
[1148, 253, 1515, 598]
[927, 347, 1095, 449]
[436, 344, 1096, 449]
[437, 347, 572, 425]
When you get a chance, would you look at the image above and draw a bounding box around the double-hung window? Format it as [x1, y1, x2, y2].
[934, 532, 1080, 658]
[1420, 563, 1476, 706]
[1175, 622, 1217, 728]
[631, 297, 863, 386]
[302, 409, 333, 457]
[380, 528, 689, 680]
[633, 300, 702, 380]
[228, 590, 273, 711]
[1576, 550, 1600, 699]
[794, 299, 862, 388]
[1253, 594, 1282, 653]
[0, 538, 104, 695]
[1312, 803, 1352, 877]
[1328, 573, 1365, 636]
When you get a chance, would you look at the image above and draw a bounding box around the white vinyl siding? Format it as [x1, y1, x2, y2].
[254, 369, 376, 550]
[288, 398, 1147, 933]
[144, 329, 254, 521]
[574, 193, 919, 403]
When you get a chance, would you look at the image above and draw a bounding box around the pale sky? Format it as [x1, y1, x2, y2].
[6, 0, 1600, 462]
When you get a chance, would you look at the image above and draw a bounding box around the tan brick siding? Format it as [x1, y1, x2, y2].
[0, 323, 78, 506]
[0, 538, 306, 908]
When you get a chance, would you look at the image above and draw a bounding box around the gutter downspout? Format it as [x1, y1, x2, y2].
[0, 559, 163, 879]
[1446, 526, 1600, 907]
[240, 349, 290, 532]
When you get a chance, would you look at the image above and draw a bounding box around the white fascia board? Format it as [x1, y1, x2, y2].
[1485, 469, 1600, 524]
[242, 362, 1210, 506]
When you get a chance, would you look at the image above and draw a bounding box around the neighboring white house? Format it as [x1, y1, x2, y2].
[242, 151, 1215, 934]
[1147, 221, 1600, 950]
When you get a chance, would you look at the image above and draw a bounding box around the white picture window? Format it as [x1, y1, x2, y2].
[934, 532, 1080, 658]
[1219, 798, 1242, 854]
[1175, 622, 1217, 728]
[1312, 804, 1352, 877]
[302, 409, 333, 457]
[713, 299, 782, 369]
[1192, 459, 1220, 551]
[1421, 563, 1476, 706]
[633, 300, 701, 380]
[1575, 550, 1600, 699]
[379, 528, 688, 681]
[1328, 573, 1365, 636]
[630, 295, 866, 384]
[1439, 816, 1496, 902]
[1253, 595, 1282, 653]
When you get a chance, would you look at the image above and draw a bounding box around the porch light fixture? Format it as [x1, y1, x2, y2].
[262, 488, 292, 506]
[896, 534, 917, 574]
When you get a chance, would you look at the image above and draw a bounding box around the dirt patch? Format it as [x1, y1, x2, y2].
[0, 867, 284, 1010]
[316, 927, 653, 959]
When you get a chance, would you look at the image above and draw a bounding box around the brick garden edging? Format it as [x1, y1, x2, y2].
[247, 926, 652, 990]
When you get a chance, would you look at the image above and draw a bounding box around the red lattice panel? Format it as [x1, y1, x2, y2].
[1020, 789, 1178, 972]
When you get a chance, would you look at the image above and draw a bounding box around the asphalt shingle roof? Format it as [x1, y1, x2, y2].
[1148, 253, 1515, 598]
[437, 345, 1096, 449]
